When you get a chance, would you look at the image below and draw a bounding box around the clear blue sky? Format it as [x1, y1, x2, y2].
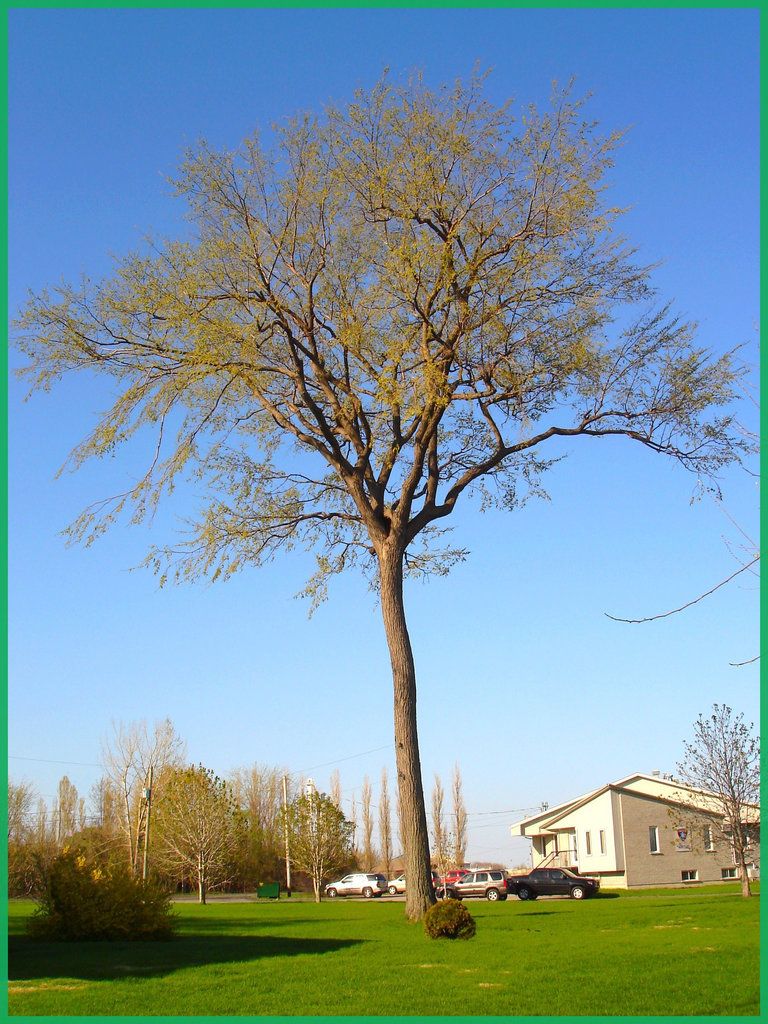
[8, 8, 760, 867]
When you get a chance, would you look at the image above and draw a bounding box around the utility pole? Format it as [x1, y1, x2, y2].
[142, 765, 153, 882]
[282, 774, 292, 897]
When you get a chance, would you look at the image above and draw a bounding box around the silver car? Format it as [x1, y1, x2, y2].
[444, 868, 509, 901]
[325, 872, 388, 898]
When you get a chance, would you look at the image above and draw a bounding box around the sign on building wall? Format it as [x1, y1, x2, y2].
[675, 828, 692, 853]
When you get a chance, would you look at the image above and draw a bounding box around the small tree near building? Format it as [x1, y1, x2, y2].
[285, 789, 355, 902]
[676, 704, 760, 897]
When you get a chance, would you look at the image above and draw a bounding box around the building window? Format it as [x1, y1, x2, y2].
[585, 831, 592, 855]
[681, 870, 698, 882]
[704, 826, 714, 852]
[721, 867, 738, 880]
[599, 830, 606, 855]
[649, 826, 660, 854]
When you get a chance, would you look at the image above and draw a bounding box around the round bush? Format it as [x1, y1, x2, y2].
[27, 848, 178, 942]
[423, 898, 476, 939]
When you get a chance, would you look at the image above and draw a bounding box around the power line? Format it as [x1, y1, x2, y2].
[466, 807, 539, 817]
[9, 755, 104, 768]
[298, 743, 394, 775]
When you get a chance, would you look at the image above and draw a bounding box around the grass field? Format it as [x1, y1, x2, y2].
[7, 887, 760, 1016]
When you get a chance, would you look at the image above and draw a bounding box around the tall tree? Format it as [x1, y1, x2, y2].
[54, 776, 80, 844]
[675, 704, 760, 897]
[285, 787, 355, 902]
[100, 718, 186, 875]
[229, 763, 288, 888]
[154, 763, 243, 903]
[8, 781, 36, 845]
[360, 775, 376, 871]
[431, 774, 449, 881]
[7, 781, 37, 896]
[395, 786, 404, 861]
[14, 72, 752, 918]
[450, 762, 468, 868]
[89, 776, 122, 833]
[348, 791, 358, 857]
[378, 767, 393, 878]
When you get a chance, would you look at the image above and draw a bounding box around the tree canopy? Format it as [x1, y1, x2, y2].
[13, 71, 752, 917]
[286, 788, 355, 902]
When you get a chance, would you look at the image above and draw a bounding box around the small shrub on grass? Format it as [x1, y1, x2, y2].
[27, 847, 177, 941]
[423, 898, 476, 939]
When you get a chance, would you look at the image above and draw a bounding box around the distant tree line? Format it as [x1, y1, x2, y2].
[8, 718, 469, 900]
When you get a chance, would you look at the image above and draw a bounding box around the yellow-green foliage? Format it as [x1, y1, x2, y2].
[27, 848, 177, 941]
[423, 897, 476, 939]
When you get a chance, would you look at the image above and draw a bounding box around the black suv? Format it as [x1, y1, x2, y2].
[510, 867, 600, 900]
[444, 868, 508, 901]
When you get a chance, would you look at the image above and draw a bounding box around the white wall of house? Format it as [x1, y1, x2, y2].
[562, 789, 620, 874]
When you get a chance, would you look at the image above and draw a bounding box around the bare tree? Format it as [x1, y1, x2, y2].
[229, 763, 288, 888]
[360, 775, 376, 871]
[451, 762, 468, 868]
[8, 780, 36, 844]
[676, 705, 760, 897]
[348, 791, 358, 858]
[395, 786, 404, 860]
[378, 767, 393, 878]
[100, 718, 186, 875]
[7, 782, 41, 897]
[329, 768, 342, 810]
[33, 797, 51, 846]
[154, 764, 243, 903]
[89, 776, 122, 832]
[15, 72, 753, 917]
[431, 774, 449, 882]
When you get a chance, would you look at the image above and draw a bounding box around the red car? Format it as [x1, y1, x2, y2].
[441, 869, 469, 885]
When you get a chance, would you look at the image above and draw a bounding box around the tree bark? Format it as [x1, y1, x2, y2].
[736, 830, 752, 897]
[378, 543, 436, 920]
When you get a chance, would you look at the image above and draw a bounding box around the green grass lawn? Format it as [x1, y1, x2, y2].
[7, 887, 759, 1016]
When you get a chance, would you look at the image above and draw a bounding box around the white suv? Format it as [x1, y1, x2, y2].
[325, 873, 388, 898]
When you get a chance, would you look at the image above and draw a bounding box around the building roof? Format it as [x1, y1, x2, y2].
[510, 772, 759, 837]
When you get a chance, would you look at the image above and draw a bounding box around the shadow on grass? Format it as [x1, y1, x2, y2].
[8, 933, 364, 983]
[166, 915, 325, 933]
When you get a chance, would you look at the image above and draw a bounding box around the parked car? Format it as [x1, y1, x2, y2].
[324, 872, 388, 898]
[442, 868, 508, 901]
[507, 867, 600, 900]
[441, 869, 469, 886]
[386, 870, 440, 895]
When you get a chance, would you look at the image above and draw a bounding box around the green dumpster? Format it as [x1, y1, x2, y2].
[257, 882, 280, 899]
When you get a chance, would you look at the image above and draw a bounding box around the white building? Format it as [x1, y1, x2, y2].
[510, 773, 759, 889]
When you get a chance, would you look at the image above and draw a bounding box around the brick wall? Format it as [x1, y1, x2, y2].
[619, 790, 749, 888]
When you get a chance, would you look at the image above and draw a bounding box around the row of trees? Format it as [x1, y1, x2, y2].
[8, 718, 469, 903]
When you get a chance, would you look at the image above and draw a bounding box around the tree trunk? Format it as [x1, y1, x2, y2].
[378, 543, 436, 921]
[199, 856, 207, 904]
[736, 838, 752, 897]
